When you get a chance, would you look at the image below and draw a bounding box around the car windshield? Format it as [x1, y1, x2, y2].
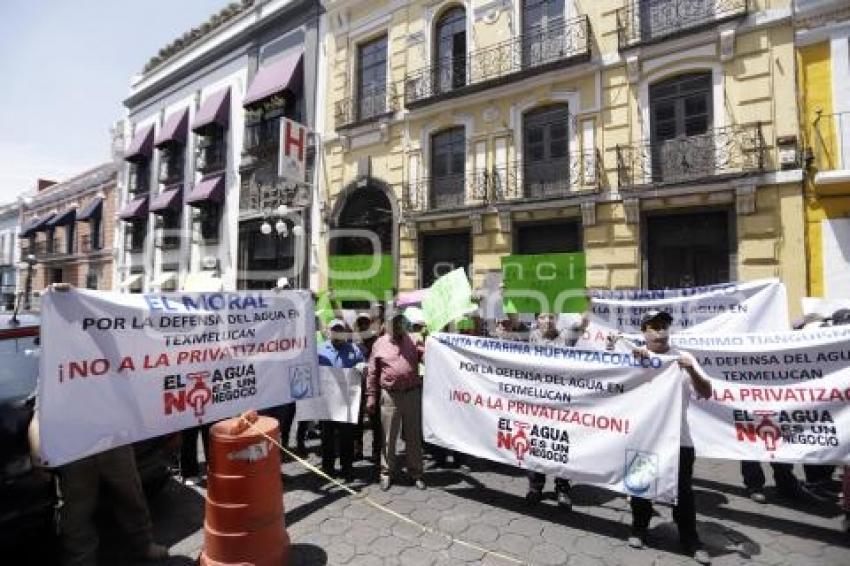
[0, 317, 40, 404]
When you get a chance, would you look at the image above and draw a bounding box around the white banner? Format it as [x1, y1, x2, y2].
[673, 327, 850, 464]
[578, 279, 789, 350]
[38, 289, 318, 467]
[295, 367, 361, 423]
[424, 333, 685, 502]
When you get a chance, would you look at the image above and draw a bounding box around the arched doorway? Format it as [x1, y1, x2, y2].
[330, 181, 397, 306]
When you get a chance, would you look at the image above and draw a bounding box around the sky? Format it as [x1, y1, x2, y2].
[0, 0, 231, 205]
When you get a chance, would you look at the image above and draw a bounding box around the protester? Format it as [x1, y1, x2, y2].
[525, 312, 585, 510]
[57, 445, 169, 566]
[623, 310, 712, 565]
[354, 311, 381, 463]
[318, 319, 365, 482]
[366, 312, 425, 490]
[179, 424, 210, 486]
[739, 461, 803, 503]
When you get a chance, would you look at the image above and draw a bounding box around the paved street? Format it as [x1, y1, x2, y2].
[102, 434, 849, 566]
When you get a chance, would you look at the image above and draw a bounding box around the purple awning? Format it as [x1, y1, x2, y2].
[76, 197, 103, 221]
[47, 208, 76, 227]
[125, 124, 155, 163]
[155, 108, 189, 148]
[118, 196, 149, 221]
[150, 186, 183, 215]
[19, 216, 42, 238]
[31, 214, 56, 233]
[243, 49, 303, 107]
[192, 87, 231, 133]
[187, 173, 225, 207]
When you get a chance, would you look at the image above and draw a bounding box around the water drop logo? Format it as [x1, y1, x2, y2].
[624, 450, 658, 497]
[289, 365, 314, 400]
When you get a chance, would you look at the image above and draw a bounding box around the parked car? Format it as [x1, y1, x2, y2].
[0, 313, 179, 552]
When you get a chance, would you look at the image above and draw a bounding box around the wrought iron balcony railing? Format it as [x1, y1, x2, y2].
[616, 124, 765, 189]
[616, 0, 748, 50]
[404, 16, 590, 107]
[492, 151, 602, 201]
[403, 170, 489, 212]
[79, 233, 103, 253]
[335, 83, 398, 129]
[812, 110, 850, 172]
[403, 152, 601, 213]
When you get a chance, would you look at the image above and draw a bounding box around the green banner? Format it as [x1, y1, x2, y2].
[501, 252, 587, 314]
[315, 290, 336, 326]
[328, 254, 394, 302]
[422, 268, 477, 333]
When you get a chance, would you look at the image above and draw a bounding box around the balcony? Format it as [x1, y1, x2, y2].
[811, 111, 850, 186]
[616, 124, 765, 190]
[403, 152, 601, 214]
[617, 0, 749, 50]
[79, 233, 103, 253]
[492, 151, 602, 202]
[403, 171, 488, 213]
[404, 16, 590, 108]
[335, 83, 398, 130]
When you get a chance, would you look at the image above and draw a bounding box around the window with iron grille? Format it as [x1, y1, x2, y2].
[127, 221, 147, 253]
[129, 162, 150, 193]
[196, 132, 227, 174]
[430, 127, 466, 209]
[357, 35, 388, 122]
[523, 104, 570, 197]
[522, 0, 565, 66]
[649, 72, 712, 182]
[435, 7, 466, 94]
[85, 269, 98, 290]
[65, 223, 75, 255]
[159, 146, 185, 185]
[514, 220, 581, 255]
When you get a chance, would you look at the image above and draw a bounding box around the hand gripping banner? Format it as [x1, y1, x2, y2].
[38, 289, 318, 467]
[674, 327, 850, 464]
[424, 334, 686, 502]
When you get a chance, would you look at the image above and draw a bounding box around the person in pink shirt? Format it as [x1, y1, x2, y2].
[366, 313, 426, 491]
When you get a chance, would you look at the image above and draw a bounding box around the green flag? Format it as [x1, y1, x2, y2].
[501, 252, 587, 314]
[315, 290, 336, 326]
[329, 254, 394, 303]
[422, 268, 477, 333]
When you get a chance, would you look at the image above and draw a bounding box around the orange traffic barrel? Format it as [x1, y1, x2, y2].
[200, 414, 290, 566]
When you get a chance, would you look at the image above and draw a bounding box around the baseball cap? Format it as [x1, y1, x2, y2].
[640, 310, 673, 329]
[328, 318, 347, 330]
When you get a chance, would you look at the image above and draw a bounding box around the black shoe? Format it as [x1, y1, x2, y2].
[681, 541, 709, 565]
[628, 528, 647, 549]
[556, 491, 572, 511]
[525, 489, 543, 504]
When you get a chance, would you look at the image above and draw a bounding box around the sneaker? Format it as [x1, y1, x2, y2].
[747, 490, 767, 504]
[414, 478, 426, 490]
[142, 543, 169, 561]
[525, 489, 543, 504]
[556, 491, 573, 511]
[628, 529, 646, 549]
[380, 475, 391, 491]
[693, 548, 711, 565]
[183, 476, 201, 487]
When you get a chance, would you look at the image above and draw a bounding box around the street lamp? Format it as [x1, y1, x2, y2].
[10, 254, 37, 325]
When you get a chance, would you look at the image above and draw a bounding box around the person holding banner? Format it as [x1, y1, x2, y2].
[366, 312, 426, 491]
[525, 312, 584, 510]
[57, 445, 169, 566]
[318, 319, 366, 482]
[354, 312, 381, 464]
[624, 310, 712, 565]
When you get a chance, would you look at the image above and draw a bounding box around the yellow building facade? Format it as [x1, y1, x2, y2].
[796, 0, 850, 301]
[319, 0, 805, 316]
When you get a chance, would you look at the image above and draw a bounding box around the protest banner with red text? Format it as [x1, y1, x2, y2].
[424, 333, 685, 502]
[38, 288, 317, 467]
[673, 326, 850, 463]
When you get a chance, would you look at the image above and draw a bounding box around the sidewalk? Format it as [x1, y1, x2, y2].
[111, 439, 849, 565]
